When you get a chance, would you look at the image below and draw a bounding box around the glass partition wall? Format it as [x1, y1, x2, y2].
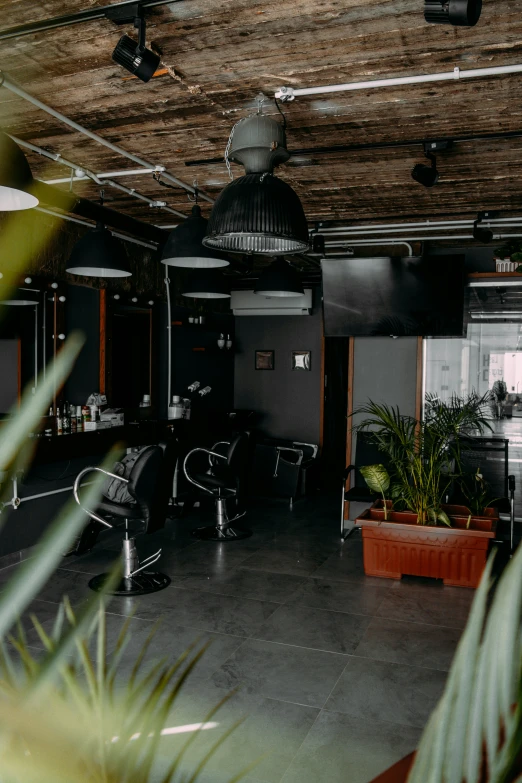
[425, 323, 522, 518]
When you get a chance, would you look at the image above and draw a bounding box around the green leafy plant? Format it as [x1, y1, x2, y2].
[494, 239, 522, 268]
[0, 340, 249, 782]
[492, 380, 508, 405]
[359, 464, 390, 520]
[407, 546, 522, 783]
[354, 393, 493, 526]
[459, 467, 500, 524]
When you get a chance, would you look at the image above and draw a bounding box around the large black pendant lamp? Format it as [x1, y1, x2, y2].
[254, 257, 304, 298]
[203, 173, 309, 255]
[0, 132, 39, 211]
[161, 204, 229, 268]
[66, 224, 131, 277]
[182, 269, 231, 299]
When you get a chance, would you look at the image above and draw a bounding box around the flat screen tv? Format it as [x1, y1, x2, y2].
[321, 255, 465, 337]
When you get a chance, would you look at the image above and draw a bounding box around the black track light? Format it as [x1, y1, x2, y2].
[411, 151, 439, 188]
[424, 0, 482, 26]
[473, 213, 494, 244]
[112, 11, 160, 83]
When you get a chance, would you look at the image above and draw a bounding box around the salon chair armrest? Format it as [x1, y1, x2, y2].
[73, 466, 130, 529]
[183, 448, 227, 494]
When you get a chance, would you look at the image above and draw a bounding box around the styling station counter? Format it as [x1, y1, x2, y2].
[0, 421, 177, 564]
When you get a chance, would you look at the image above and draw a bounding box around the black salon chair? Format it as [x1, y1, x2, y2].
[183, 432, 252, 541]
[73, 440, 177, 595]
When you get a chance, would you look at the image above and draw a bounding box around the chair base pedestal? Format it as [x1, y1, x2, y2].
[191, 525, 252, 541]
[88, 571, 171, 596]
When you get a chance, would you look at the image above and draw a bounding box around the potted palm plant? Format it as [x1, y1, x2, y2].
[354, 394, 497, 587]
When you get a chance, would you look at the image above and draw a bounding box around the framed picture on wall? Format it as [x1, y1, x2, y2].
[292, 350, 311, 371]
[255, 350, 274, 370]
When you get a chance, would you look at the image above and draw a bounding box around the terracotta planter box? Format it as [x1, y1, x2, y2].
[355, 508, 496, 588]
[370, 500, 498, 532]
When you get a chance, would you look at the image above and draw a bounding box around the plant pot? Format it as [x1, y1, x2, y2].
[442, 504, 499, 532]
[355, 508, 496, 588]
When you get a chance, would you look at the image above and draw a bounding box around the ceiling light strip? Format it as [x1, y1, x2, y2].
[35, 206, 158, 250]
[0, 70, 214, 204]
[276, 63, 522, 101]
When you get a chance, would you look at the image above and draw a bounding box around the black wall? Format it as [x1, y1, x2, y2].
[158, 302, 235, 419]
[234, 288, 323, 444]
[65, 285, 100, 405]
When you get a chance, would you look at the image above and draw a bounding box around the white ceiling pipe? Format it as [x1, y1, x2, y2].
[315, 217, 522, 236]
[12, 134, 188, 219]
[322, 241, 414, 256]
[275, 63, 522, 101]
[102, 179, 186, 218]
[321, 223, 522, 238]
[0, 70, 214, 204]
[44, 167, 165, 184]
[35, 206, 158, 250]
[326, 233, 522, 244]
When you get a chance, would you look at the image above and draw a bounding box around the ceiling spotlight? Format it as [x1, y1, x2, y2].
[66, 224, 132, 278]
[473, 212, 494, 244]
[112, 10, 160, 83]
[412, 151, 439, 188]
[182, 269, 231, 299]
[0, 132, 39, 211]
[254, 257, 304, 298]
[424, 0, 482, 26]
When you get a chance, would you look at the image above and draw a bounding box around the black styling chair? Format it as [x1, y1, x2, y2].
[73, 441, 177, 595]
[183, 431, 252, 541]
[342, 431, 389, 539]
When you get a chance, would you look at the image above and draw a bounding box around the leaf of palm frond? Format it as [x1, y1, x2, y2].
[407, 554, 494, 783]
[0, 447, 119, 641]
[0, 333, 84, 472]
[169, 688, 237, 781]
[185, 717, 247, 783]
[26, 559, 122, 700]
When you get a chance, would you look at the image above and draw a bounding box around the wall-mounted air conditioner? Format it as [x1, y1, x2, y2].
[231, 289, 313, 316]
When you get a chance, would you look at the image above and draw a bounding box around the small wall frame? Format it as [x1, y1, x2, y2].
[292, 350, 311, 371]
[255, 350, 275, 370]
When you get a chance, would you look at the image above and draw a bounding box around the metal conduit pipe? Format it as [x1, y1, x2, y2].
[320, 223, 522, 238]
[325, 233, 522, 244]
[35, 206, 158, 250]
[44, 167, 165, 184]
[11, 135, 188, 219]
[276, 63, 522, 101]
[0, 71, 214, 204]
[314, 217, 522, 235]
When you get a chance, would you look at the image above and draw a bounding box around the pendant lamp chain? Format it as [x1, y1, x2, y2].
[224, 119, 243, 181]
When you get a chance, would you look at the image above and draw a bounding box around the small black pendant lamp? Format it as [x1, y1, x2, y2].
[161, 204, 229, 268]
[254, 257, 304, 298]
[182, 269, 231, 299]
[66, 223, 131, 278]
[0, 132, 39, 211]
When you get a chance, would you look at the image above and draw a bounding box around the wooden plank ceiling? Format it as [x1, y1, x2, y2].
[0, 0, 521, 238]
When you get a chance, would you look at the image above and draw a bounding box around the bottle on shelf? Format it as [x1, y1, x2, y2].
[226, 334, 233, 350]
[56, 407, 63, 435]
[76, 406, 83, 432]
[217, 333, 225, 350]
[62, 401, 71, 433]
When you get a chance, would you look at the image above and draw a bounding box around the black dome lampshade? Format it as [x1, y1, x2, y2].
[254, 257, 304, 298]
[182, 269, 231, 299]
[202, 173, 309, 255]
[66, 225, 132, 278]
[161, 205, 229, 268]
[0, 132, 39, 211]
[0, 287, 40, 306]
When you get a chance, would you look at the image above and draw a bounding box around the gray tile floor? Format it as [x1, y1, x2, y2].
[0, 494, 475, 783]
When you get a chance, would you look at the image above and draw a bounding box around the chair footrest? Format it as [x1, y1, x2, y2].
[88, 571, 171, 596]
